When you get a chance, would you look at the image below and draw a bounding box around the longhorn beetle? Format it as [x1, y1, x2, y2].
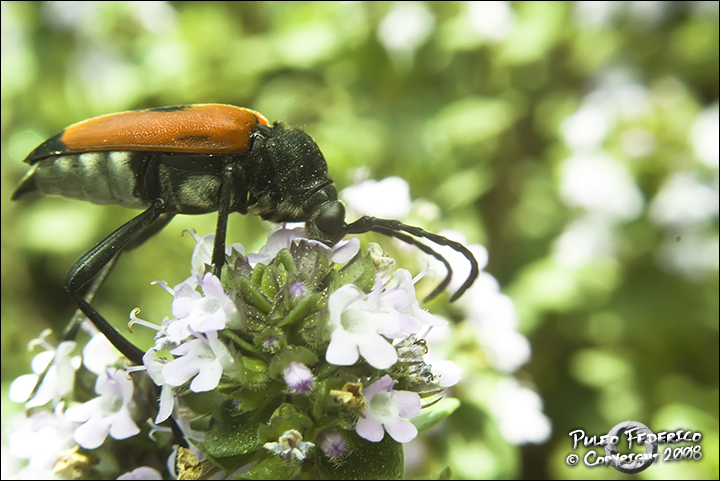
[12, 104, 479, 368]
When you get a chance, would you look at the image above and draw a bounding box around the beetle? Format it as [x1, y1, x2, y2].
[12, 104, 479, 367]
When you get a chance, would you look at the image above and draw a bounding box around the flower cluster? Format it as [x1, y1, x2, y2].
[8, 226, 461, 479]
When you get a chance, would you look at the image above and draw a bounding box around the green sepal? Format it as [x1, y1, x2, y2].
[261, 263, 286, 301]
[339, 251, 376, 293]
[224, 250, 253, 289]
[237, 277, 272, 314]
[316, 430, 404, 480]
[410, 397, 461, 433]
[272, 248, 298, 274]
[251, 263, 266, 286]
[237, 453, 300, 480]
[275, 292, 321, 327]
[257, 403, 314, 443]
[291, 243, 332, 291]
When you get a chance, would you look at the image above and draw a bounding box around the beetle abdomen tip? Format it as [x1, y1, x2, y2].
[11, 166, 39, 201]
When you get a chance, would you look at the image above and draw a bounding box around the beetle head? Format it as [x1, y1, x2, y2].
[306, 200, 348, 246]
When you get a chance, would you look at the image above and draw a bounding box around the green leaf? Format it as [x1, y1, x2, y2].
[316, 430, 404, 480]
[238, 453, 300, 480]
[198, 402, 264, 458]
[411, 397, 461, 433]
[258, 403, 314, 443]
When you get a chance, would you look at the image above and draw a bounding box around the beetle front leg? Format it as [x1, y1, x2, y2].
[65, 199, 167, 365]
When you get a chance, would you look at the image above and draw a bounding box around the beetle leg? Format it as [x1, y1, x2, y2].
[65, 199, 167, 365]
[212, 163, 244, 278]
[30, 212, 177, 400]
[346, 216, 479, 302]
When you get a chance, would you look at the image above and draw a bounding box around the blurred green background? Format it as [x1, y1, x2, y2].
[1, 2, 717, 479]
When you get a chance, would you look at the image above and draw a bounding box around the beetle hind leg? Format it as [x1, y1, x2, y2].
[64, 199, 169, 365]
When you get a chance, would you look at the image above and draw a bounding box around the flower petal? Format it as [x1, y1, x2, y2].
[392, 391, 422, 418]
[108, 407, 141, 440]
[384, 417, 418, 443]
[190, 360, 223, 392]
[357, 333, 398, 369]
[73, 415, 111, 449]
[356, 416, 385, 442]
[326, 330, 360, 366]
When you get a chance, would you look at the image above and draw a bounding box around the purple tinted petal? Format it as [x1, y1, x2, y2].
[356, 416, 385, 443]
[384, 417, 418, 443]
[364, 375, 395, 400]
[398, 314, 422, 334]
[199, 273, 224, 297]
[330, 237, 361, 264]
[393, 391, 422, 418]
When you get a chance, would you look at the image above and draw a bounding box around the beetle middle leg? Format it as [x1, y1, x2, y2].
[65, 199, 169, 366]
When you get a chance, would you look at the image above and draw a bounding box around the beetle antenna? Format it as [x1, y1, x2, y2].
[346, 216, 479, 302]
[372, 226, 452, 302]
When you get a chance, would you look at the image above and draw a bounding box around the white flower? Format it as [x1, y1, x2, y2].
[142, 349, 175, 424]
[64, 368, 141, 449]
[10, 340, 80, 409]
[263, 429, 315, 463]
[490, 378, 552, 445]
[326, 282, 402, 369]
[383, 269, 448, 331]
[246, 226, 360, 266]
[187, 231, 245, 276]
[162, 330, 235, 392]
[117, 466, 163, 480]
[9, 402, 78, 471]
[559, 152, 644, 223]
[82, 331, 123, 375]
[166, 273, 240, 341]
[341, 176, 413, 219]
[283, 362, 314, 393]
[356, 375, 421, 443]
